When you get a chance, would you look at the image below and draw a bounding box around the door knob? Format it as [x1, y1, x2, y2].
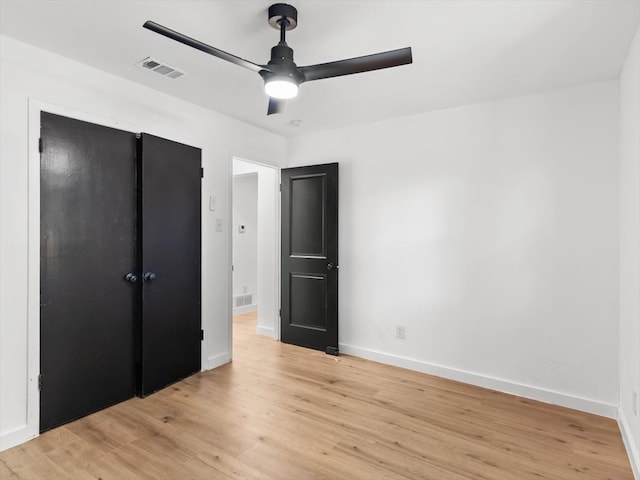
[125, 273, 137, 283]
[327, 263, 339, 271]
[143, 272, 156, 282]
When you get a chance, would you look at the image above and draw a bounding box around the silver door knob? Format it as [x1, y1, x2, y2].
[143, 272, 156, 282]
[125, 273, 137, 283]
[327, 263, 339, 270]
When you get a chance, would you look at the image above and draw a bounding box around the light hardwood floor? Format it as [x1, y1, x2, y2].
[0, 312, 633, 479]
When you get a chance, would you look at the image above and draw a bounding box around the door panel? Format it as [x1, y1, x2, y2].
[290, 273, 328, 329]
[281, 163, 338, 353]
[40, 112, 137, 432]
[138, 133, 202, 396]
[290, 175, 325, 256]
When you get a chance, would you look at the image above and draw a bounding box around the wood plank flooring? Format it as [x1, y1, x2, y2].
[0, 312, 633, 479]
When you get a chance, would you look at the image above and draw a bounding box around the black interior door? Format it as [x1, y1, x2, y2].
[281, 163, 339, 354]
[40, 112, 137, 432]
[138, 133, 202, 396]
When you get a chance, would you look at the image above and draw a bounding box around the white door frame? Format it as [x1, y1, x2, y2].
[229, 156, 281, 352]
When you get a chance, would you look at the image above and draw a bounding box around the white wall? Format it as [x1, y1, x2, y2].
[232, 173, 258, 311]
[0, 35, 286, 451]
[232, 158, 280, 338]
[619, 25, 640, 478]
[288, 80, 620, 416]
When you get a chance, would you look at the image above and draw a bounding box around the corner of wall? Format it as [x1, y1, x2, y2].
[618, 22, 640, 480]
[619, 407, 640, 479]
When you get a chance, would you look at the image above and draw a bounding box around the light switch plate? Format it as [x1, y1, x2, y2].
[209, 195, 216, 211]
[215, 218, 223, 232]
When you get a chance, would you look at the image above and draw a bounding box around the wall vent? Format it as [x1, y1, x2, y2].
[137, 57, 186, 79]
[234, 294, 253, 307]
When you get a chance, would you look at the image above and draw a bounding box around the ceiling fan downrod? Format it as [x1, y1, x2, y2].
[267, 3, 298, 64]
[278, 17, 289, 43]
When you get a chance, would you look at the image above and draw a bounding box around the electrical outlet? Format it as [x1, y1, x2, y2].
[395, 325, 405, 339]
[633, 391, 638, 416]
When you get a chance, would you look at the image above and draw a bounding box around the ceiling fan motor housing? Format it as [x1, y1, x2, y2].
[265, 43, 304, 79]
[261, 65, 304, 87]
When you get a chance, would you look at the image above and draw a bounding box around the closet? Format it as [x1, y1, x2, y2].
[39, 112, 202, 432]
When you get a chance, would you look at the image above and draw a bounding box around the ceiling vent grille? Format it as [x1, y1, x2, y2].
[137, 57, 186, 79]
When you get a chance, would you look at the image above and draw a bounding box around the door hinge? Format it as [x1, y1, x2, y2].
[201, 329, 204, 340]
[38, 138, 43, 153]
[200, 167, 204, 178]
[38, 374, 43, 390]
[279, 308, 281, 317]
[279, 183, 281, 192]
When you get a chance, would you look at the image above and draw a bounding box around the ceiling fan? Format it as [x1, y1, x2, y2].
[143, 3, 413, 115]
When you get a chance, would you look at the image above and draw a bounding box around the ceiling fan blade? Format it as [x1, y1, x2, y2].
[267, 97, 286, 115]
[143, 21, 265, 74]
[299, 47, 412, 82]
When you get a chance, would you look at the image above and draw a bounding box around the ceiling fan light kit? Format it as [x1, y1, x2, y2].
[264, 78, 299, 99]
[143, 3, 413, 115]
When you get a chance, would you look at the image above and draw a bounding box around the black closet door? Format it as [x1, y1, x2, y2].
[138, 133, 202, 396]
[40, 112, 137, 432]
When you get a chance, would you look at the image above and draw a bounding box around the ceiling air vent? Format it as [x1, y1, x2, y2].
[137, 57, 186, 79]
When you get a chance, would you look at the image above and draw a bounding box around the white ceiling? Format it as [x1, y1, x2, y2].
[1, 0, 638, 136]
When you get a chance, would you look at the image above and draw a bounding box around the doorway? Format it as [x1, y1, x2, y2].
[231, 158, 280, 340]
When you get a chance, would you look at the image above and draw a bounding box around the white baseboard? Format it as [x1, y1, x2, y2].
[619, 408, 640, 479]
[233, 304, 257, 315]
[339, 343, 618, 419]
[255, 325, 276, 338]
[206, 352, 231, 370]
[0, 425, 37, 452]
